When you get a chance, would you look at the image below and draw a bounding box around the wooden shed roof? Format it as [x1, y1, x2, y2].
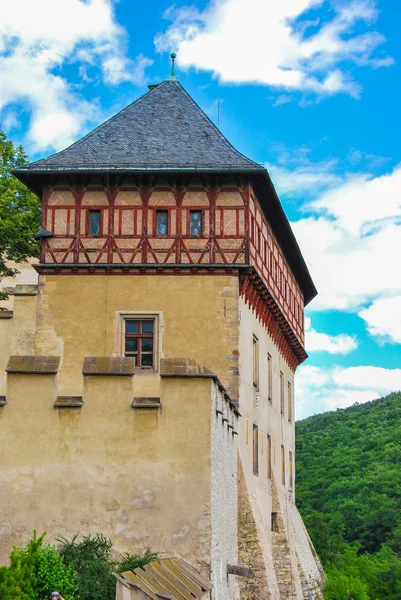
[116, 557, 212, 599]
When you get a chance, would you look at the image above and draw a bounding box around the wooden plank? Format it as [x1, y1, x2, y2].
[163, 559, 202, 596]
[150, 562, 195, 600]
[121, 570, 159, 600]
[164, 559, 212, 592]
[141, 563, 187, 600]
[136, 566, 173, 599]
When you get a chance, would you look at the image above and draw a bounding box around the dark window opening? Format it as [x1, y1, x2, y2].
[125, 320, 154, 367]
[271, 512, 279, 532]
[267, 353, 272, 402]
[267, 434, 272, 479]
[253, 336, 259, 390]
[89, 210, 101, 236]
[189, 210, 202, 235]
[253, 424, 259, 475]
[156, 210, 168, 235]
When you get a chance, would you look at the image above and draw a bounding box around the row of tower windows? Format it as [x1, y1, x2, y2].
[251, 424, 293, 489]
[253, 336, 293, 422]
[88, 209, 203, 237]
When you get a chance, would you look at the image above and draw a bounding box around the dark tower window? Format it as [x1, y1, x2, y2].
[156, 210, 168, 235]
[125, 320, 154, 367]
[253, 424, 259, 475]
[88, 210, 101, 235]
[189, 210, 202, 235]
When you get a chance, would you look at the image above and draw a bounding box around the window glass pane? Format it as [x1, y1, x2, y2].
[89, 210, 101, 235]
[141, 354, 153, 367]
[141, 338, 153, 352]
[125, 339, 138, 353]
[156, 211, 168, 235]
[126, 322, 139, 334]
[142, 321, 154, 333]
[190, 210, 202, 235]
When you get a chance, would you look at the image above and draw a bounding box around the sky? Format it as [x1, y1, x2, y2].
[1, 0, 400, 419]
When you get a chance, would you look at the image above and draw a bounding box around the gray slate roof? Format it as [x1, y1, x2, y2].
[20, 80, 264, 172]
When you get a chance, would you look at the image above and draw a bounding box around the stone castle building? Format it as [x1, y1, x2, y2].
[0, 70, 323, 598]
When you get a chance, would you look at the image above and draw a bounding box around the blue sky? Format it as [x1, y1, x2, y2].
[1, 0, 400, 418]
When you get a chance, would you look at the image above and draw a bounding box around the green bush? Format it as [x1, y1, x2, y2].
[33, 543, 78, 600]
[116, 549, 158, 574]
[58, 533, 157, 600]
[0, 532, 76, 600]
[0, 532, 43, 599]
[58, 534, 115, 600]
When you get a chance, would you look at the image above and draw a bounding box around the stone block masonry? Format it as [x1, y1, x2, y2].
[237, 462, 270, 600]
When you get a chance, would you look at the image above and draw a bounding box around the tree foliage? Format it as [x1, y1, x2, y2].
[0, 532, 156, 600]
[296, 392, 401, 599]
[58, 533, 157, 600]
[0, 128, 40, 300]
[0, 532, 77, 600]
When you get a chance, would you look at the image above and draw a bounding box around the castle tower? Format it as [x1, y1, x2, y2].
[1, 73, 322, 598]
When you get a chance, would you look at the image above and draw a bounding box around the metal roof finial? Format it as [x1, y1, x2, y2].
[168, 52, 178, 81]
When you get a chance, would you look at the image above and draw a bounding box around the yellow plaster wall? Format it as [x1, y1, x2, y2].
[0, 374, 212, 567]
[36, 274, 239, 400]
[0, 294, 36, 394]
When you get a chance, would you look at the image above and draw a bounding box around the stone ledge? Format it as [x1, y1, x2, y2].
[131, 397, 161, 409]
[6, 355, 60, 374]
[160, 358, 215, 378]
[13, 285, 38, 296]
[0, 396, 7, 406]
[0, 310, 13, 319]
[82, 356, 135, 376]
[55, 396, 84, 408]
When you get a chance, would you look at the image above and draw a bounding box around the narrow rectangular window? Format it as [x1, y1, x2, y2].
[288, 381, 293, 423]
[125, 320, 154, 367]
[89, 210, 101, 235]
[156, 210, 168, 235]
[289, 450, 293, 489]
[280, 371, 284, 416]
[253, 424, 259, 475]
[281, 444, 285, 486]
[267, 434, 272, 479]
[267, 353, 272, 403]
[271, 512, 279, 532]
[253, 335, 259, 390]
[189, 210, 202, 235]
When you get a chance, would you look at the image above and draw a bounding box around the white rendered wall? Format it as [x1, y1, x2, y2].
[210, 380, 240, 600]
[238, 296, 295, 528]
[238, 296, 323, 598]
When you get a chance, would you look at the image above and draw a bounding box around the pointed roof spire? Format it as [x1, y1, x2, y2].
[167, 52, 177, 81]
[16, 80, 262, 173]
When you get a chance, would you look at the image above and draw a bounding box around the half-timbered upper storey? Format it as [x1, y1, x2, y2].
[13, 79, 316, 355]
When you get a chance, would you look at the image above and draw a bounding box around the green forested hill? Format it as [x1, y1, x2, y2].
[296, 393, 401, 600]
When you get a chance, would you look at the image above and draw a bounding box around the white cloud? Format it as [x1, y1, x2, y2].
[155, 0, 392, 98]
[267, 160, 344, 196]
[305, 316, 358, 354]
[0, 0, 153, 151]
[296, 364, 401, 418]
[291, 165, 401, 311]
[359, 297, 401, 344]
